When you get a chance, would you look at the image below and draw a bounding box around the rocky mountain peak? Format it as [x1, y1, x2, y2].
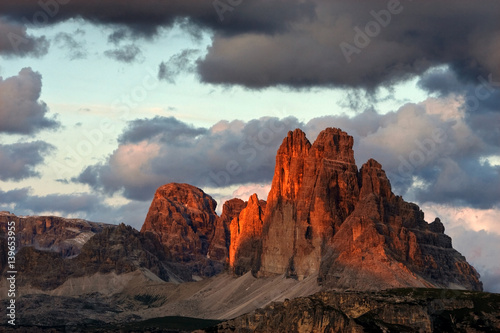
[277, 128, 311, 157]
[310, 127, 356, 163]
[359, 158, 393, 199]
[141, 183, 220, 275]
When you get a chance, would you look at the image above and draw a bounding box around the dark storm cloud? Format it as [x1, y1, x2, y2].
[417, 68, 464, 97]
[197, 0, 500, 89]
[0, 0, 315, 37]
[0, 18, 49, 57]
[75, 116, 303, 201]
[158, 49, 199, 83]
[2, 1, 497, 90]
[104, 44, 142, 63]
[0, 141, 54, 181]
[54, 30, 87, 60]
[0, 67, 60, 134]
[417, 67, 500, 147]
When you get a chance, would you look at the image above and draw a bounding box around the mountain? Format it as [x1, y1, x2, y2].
[141, 128, 481, 291]
[140, 183, 245, 277]
[0, 211, 112, 257]
[0, 127, 488, 331]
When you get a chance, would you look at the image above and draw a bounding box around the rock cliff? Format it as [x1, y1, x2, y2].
[229, 194, 266, 275]
[139, 127, 482, 291]
[141, 183, 229, 277]
[256, 128, 482, 291]
[208, 288, 500, 332]
[0, 211, 111, 257]
[208, 198, 247, 262]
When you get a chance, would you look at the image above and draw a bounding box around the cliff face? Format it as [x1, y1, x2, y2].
[229, 194, 266, 275]
[141, 183, 236, 276]
[260, 128, 360, 279]
[209, 289, 500, 333]
[208, 198, 247, 262]
[257, 128, 481, 291]
[141, 183, 218, 262]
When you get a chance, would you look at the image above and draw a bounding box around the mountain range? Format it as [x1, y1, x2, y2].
[1, 127, 497, 332]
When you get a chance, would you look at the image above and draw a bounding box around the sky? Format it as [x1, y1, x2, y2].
[0, 0, 499, 292]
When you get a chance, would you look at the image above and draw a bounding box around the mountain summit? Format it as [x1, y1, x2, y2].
[142, 127, 482, 291]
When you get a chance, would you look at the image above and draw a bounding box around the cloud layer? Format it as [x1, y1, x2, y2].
[74, 94, 500, 210]
[75, 116, 303, 200]
[0, 141, 54, 181]
[2, 1, 498, 91]
[0, 67, 59, 134]
[0, 18, 49, 57]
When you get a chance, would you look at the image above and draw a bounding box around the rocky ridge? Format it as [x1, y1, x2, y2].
[0, 211, 112, 257]
[207, 288, 500, 332]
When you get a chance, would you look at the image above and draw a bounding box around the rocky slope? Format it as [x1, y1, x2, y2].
[0, 211, 111, 257]
[10, 224, 190, 290]
[208, 288, 500, 333]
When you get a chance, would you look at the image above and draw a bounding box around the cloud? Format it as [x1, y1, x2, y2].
[2, 2, 498, 92]
[54, 30, 87, 60]
[305, 96, 500, 208]
[75, 116, 303, 200]
[197, 1, 500, 89]
[158, 49, 199, 83]
[118, 116, 207, 144]
[74, 96, 500, 209]
[0, 18, 49, 57]
[0, 141, 54, 181]
[0, 0, 315, 37]
[422, 203, 500, 293]
[104, 44, 143, 63]
[417, 67, 500, 148]
[0, 67, 60, 134]
[0, 187, 150, 229]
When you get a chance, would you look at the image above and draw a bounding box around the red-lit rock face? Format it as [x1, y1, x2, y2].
[229, 194, 266, 275]
[140, 128, 482, 291]
[258, 128, 482, 291]
[141, 183, 218, 263]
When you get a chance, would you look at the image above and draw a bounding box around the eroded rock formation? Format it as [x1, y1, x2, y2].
[229, 194, 266, 275]
[256, 128, 482, 291]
